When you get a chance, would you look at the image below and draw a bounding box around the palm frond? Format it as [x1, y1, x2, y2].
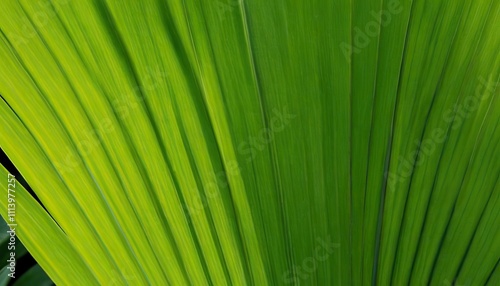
[0, 0, 498, 285]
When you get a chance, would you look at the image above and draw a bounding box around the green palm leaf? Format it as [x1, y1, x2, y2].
[0, 0, 498, 285]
